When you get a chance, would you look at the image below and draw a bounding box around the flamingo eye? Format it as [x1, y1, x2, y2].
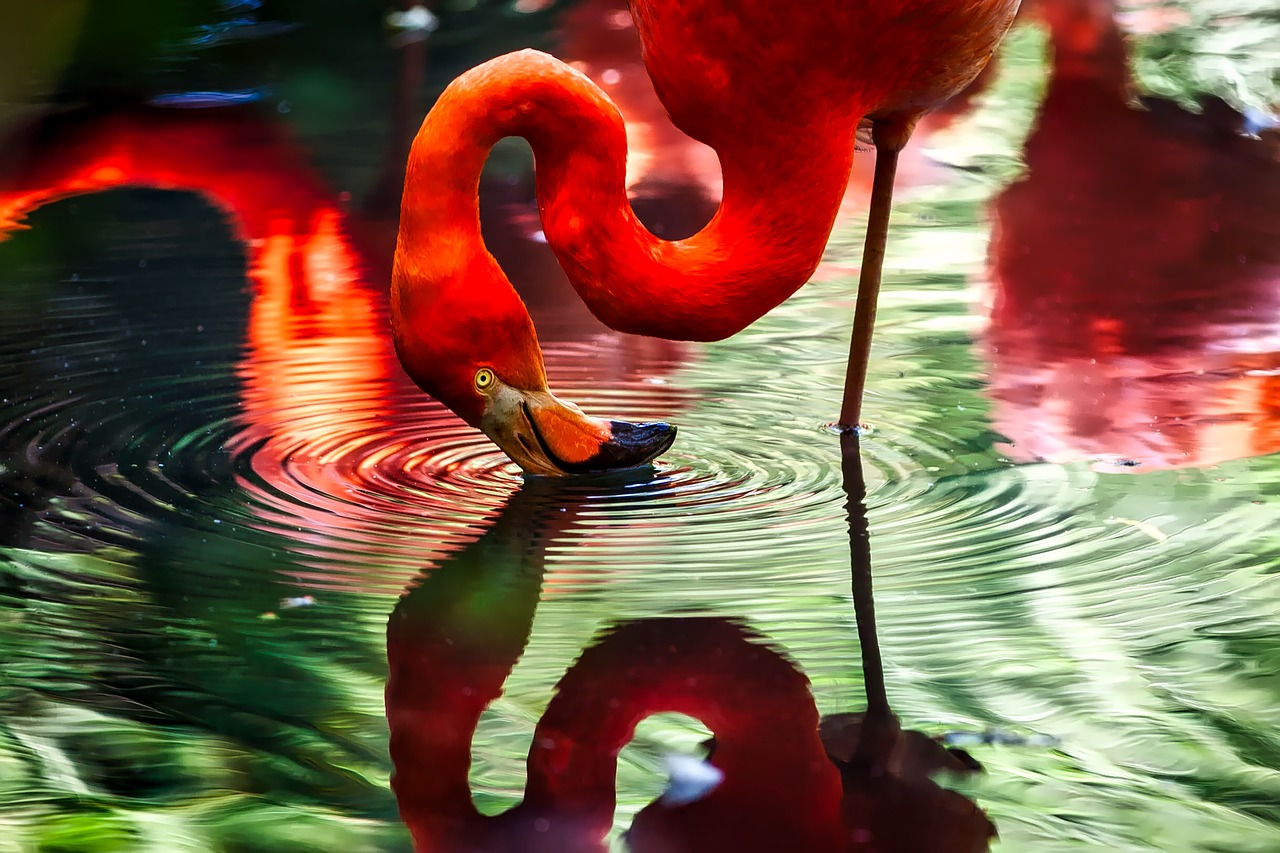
[474, 368, 496, 391]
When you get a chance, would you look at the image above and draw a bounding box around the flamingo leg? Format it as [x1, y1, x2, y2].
[838, 118, 914, 429]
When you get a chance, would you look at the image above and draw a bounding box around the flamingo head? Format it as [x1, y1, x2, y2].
[391, 264, 676, 476]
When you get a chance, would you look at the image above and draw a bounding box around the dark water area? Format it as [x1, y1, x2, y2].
[1, 1, 1278, 851]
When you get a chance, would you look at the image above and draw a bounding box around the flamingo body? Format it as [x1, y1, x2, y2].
[631, 1, 1019, 144]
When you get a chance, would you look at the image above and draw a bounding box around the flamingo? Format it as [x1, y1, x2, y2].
[392, 0, 1022, 475]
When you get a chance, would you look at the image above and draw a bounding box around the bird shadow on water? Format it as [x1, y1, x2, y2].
[384, 439, 997, 852]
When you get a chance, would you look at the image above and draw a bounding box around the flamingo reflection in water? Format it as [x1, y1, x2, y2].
[981, 0, 1280, 471]
[385, 441, 997, 852]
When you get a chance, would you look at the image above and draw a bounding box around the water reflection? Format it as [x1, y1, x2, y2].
[982, 0, 1280, 471]
[832, 433, 996, 852]
[386, 477, 845, 851]
[3, 3, 1278, 850]
[385, 438, 998, 851]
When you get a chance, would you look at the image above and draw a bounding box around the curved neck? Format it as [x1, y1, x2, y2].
[384, 485, 582, 849]
[522, 618, 842, 839]
[396, 50, 860, 342]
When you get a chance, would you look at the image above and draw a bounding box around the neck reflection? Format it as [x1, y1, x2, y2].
[384, 476, 842, 852]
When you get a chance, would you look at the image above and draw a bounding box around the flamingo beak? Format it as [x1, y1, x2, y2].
[480, 384, 676, 477]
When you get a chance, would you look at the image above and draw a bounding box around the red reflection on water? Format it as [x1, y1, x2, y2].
[387, 464, 996, 852]
[390, 591, 842, 850]
[0, 106, 338, 243]
[0, 103, 399, 452]
[929, 0, 1191, 128]
[981, 1, 1280, 471]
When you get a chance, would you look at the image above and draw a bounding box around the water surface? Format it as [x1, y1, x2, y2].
[1, 1, 1278, 851]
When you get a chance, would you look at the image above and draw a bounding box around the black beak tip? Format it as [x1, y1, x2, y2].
[574, 420, 676, 473]
[611, 419, 677, 454]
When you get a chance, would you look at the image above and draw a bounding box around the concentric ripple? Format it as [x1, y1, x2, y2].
[0, 254, 1054, 602]
[2, 315, 999, 599]
[0, 190, 1023, 605]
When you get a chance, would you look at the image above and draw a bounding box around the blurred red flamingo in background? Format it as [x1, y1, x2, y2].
[392, 0, 1022, 475]
[982, 0, 1280, 471]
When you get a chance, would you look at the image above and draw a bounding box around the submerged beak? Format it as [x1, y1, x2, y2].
[480, 385, 676, 477]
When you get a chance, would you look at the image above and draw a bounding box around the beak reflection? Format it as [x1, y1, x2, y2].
[480, 383, 676, 476]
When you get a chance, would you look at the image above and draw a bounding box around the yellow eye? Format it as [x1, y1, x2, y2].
[474, 368, 496, 391]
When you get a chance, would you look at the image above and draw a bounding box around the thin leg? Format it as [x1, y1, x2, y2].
[838, 118, 914, 430]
